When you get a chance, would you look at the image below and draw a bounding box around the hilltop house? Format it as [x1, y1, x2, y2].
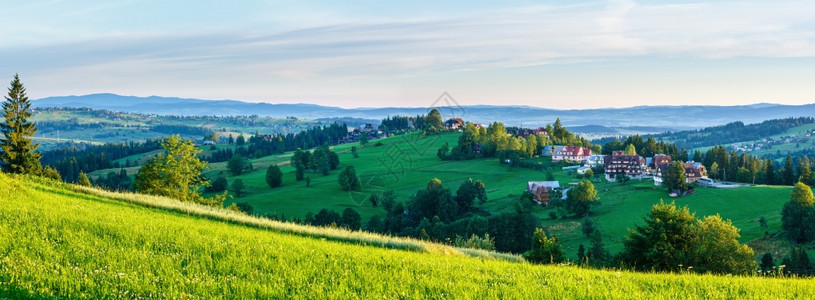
[527, 181, 560, 205]
[513, 127, 549, 138]
[552, 146, 592, 162]
[444, 118, 464, 130]
[604, 151, 645, 181]
[653, 162, 708, 186]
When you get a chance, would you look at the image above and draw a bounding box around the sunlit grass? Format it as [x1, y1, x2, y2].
[2, 172, 815, 298]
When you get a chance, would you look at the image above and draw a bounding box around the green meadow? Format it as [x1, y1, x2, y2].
[2, 172, 815, 299]
[87, 132, 800, 259]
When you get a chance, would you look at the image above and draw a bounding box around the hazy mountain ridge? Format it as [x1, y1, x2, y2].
[33, 93, 815, 130]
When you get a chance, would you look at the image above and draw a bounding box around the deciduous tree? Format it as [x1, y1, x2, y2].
[135, 135, 222, 205]
[782, 182, 815, 243]
[663, 161, 688, 194]
[565, 180, 599, 217]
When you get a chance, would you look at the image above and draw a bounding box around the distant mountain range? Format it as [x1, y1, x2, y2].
[32, 93, 815, 132]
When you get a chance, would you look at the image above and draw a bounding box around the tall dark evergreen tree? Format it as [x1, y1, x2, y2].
[783, 155, 796, 186]
[0, 74, 41, 174]
[765, 159, 775, 185]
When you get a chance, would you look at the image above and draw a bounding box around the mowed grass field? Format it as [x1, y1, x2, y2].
[3, 172, 815, 299]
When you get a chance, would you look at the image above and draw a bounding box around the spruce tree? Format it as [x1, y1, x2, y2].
[0, 74, 41, 174]
[78, 171, 92, 187]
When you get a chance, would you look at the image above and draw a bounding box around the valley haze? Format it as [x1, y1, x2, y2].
[33, 93, 815, 130]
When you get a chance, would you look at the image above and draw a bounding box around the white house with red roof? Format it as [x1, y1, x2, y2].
[551, 146, 592, 162]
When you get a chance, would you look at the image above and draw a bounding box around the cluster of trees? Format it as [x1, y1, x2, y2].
[525, 199, 757, 275]
[773, 181, 815, 275]
[134, 135, 226, 205]
[600, 135, 688, 161]
[438, 119, 596, 164]
[379, 115, 420, 133]
[357, 178, 537, 253]
[206, 176, 229, 193]
[227, 154, 253, 175]
[305, 208, 362, 230]
[42, 139, 162, 182]
[291, 145, 341, 181]
[782, 182, 815, 244]
[244, 123, 349, 158]
[532, 180, 601, 219]
[619, 201, 757, 274]
[699, 145, 808, 186]
[92, 169, 132, 191]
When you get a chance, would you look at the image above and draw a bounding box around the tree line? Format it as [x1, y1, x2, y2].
[438, 118, 596, 163]
[596, 117, 815, 150]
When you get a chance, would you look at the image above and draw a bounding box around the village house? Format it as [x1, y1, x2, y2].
[604, 151, 645, 181]
[472, 143, 482, 156]
[527, 181, 560, 205]
[646, 154, 672, 175]
[542, 145, 554, 156]
[551, 146, 592, 162]
[444, 118, 464, 130]
[584, 155, 606, 167]
[513, 127, 549, 138]
[653, 162, 708, 186]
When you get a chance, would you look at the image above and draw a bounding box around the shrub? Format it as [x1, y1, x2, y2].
[266, 165, 283, 188]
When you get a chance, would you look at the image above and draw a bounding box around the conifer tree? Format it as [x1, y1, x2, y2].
[0, 74, 41, 174]
[77, 171, 92, 187]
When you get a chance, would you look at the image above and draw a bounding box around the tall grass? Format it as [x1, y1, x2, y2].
[3, 172, 815, 299]
[25, 173, 523, 262]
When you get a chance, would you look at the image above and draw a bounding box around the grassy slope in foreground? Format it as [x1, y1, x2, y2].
[1, 174, 814, 299]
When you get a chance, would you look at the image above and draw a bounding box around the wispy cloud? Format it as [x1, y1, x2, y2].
[3, 0, 815, 107]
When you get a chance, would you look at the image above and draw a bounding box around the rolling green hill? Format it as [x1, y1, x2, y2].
[86, 132, 799, 260]
[30, 107, 332, 151]
[2, 172, 814, 298]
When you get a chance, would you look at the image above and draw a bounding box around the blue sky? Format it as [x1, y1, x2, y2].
[2, 0, 815, 109]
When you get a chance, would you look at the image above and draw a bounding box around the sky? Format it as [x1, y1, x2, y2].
[2, 0, 815, 109]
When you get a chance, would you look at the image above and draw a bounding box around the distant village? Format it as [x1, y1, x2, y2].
[729, 130, 813, 153]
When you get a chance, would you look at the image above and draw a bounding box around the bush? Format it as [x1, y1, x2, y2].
[523, 228, 564, 264]
[341, 208, 361, 230]
[206, 176, 228, 193]
[454, 234, 496, 251]
[227, 154, 252, 175]
[581, 218, 596, 237]
[231, 179, 245, 197]
[266, 165, 283, 188]
[338, 166, 361, 191]
[236, 202, 254, 215]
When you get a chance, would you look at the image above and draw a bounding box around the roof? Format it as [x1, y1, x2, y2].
[554, 146, 591, 157]
[445, 118, 464, 125]
[527, 181, 560, 191]
[656, 162, 704, 178]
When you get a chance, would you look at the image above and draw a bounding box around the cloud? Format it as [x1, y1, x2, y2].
[3, 0, 815, 106]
